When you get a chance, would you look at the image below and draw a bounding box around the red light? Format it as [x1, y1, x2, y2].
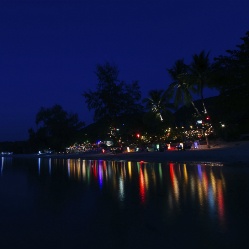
[136, 133, 140, 138]
[206, 116, 210, 120]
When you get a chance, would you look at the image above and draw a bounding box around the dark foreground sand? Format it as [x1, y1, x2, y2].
[10, 141, 249, 165]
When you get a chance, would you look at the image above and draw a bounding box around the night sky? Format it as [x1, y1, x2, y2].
[1, 0, 249, 141]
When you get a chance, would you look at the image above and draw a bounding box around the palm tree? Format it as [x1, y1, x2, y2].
[190, 51, 212, 147]
[167, 59, 200, 116]
[143, 89, 174, 122]
[189, 50, 211, 114]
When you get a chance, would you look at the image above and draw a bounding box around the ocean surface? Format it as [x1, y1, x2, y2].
[1, 157, 249, 249]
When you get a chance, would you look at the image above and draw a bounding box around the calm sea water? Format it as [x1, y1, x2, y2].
[0, 157, 249, 249]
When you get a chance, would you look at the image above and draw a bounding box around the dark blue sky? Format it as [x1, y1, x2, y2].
[1, 0, 249, 141]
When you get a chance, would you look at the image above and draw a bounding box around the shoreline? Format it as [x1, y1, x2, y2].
[6, 141, 249, 165]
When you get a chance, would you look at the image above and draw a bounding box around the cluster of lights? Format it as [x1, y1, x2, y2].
[66, 115, 224, 153]
[66, 142, 94, 153]
[108, 126, 120, 137]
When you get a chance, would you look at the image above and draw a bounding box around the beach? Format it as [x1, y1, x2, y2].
[9, 141, 249, 165]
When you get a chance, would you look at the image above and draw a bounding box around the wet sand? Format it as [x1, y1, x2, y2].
[10, 141, 249, 165]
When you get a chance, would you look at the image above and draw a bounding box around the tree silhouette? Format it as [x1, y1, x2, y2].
[167, 59, 200, 116]
[213, 31, 249, 137]
[189, 50, 212, 114]
[29, 105, 84, 151]
[83, 62, 143, 123]
[143, 89, 174, 122]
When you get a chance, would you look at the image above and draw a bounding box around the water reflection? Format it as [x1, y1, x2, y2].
[139, 162, 146, 203]
[0, 157, 4, 175]
[33, 158, 226, 224]
[0, 156, 12, 176]
[1, 157, 249, 248]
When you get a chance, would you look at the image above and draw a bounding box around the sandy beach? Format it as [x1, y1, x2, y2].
[9, 141, 249, 165]
[70, 141, 249, 165]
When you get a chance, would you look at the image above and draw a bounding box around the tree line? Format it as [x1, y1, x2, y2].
[2, 30, 248, 153]
[81, 31, 249, 146]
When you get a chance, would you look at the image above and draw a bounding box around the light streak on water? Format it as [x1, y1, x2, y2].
[98, 161, 103, 189]
[38, 158, 41, 175]
[119, 176, 125, 201]
[0, 157, 4, 175]
[49, 158, 51, 175]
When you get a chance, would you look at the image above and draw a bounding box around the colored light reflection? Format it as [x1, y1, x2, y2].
[217, 181, 225, 224]
[98, 161, 104, 189]
[169, 163, 179, 202]
[183, 163, 188, 183]
[139, 163, 146, 203]
[36, 158, 226, 229]
[128, 161, 132, 179]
